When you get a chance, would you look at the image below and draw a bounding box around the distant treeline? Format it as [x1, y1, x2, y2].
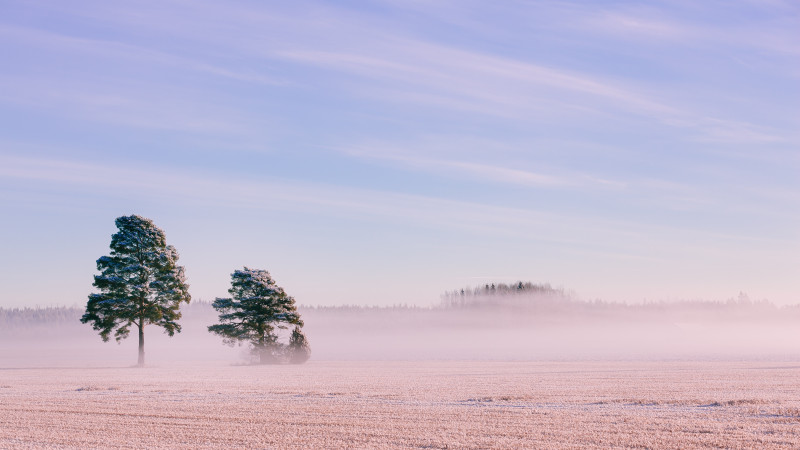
[440, 282, 569, 308]
[439, 282, 799, 321]
[0, 302, 424, 329]
[0, 301, 216, 331]
[0, 306, 82, 329]
[1, 287, 798, 330]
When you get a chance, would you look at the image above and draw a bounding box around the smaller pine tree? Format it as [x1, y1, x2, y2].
[287, 326, 311, 364]
[208, 267, 306, 364]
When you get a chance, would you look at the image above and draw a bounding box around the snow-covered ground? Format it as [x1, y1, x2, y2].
[1, 360, 799, 448]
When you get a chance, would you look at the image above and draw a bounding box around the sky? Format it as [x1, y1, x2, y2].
[0, 0, 797, 308]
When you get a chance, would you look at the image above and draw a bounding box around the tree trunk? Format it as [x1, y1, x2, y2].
[137, 323, 145, 367]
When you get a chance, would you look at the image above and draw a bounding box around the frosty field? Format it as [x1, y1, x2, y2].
[2, 361, 799, 449]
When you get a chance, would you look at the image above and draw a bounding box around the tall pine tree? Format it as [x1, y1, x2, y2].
[81, 215, 191, 366]
[208, 267, 306, 364]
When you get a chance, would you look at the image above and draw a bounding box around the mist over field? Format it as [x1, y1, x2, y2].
[4, 290, 800, 448]
[3, 288, 799, 367]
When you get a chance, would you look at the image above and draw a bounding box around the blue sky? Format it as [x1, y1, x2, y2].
[0, 0, 797, 307]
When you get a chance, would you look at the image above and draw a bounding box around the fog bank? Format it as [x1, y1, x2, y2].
[2, 298, 799, 367]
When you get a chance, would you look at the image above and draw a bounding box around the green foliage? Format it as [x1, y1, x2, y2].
[208, 267, 306, 364]
[80, 215, 191, 363]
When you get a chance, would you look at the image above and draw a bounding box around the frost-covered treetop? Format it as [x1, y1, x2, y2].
[110, 215, 168, 257]
[226, 267, 285, 301]
[232, 267, 276, 288]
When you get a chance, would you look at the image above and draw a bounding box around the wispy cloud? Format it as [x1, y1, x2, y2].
[0, 23, 290, 138]
[274, 36, 793, 144]
[341, 144, 619, 190]
[591, 12, 688, 40]
[276, 40, 677, 119]
[0, 24, 287, 86]
[4, 1, 794, 144]
[582, 6, 800, 57]
[0, 75, 251, 134]
[0, 154, 565, 233]
[1, 154, 793, 254]
[335, 135, 798, 225]
[51, 1, 783, 140]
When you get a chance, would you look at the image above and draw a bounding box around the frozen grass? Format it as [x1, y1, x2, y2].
[1, 361, 800, 448]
